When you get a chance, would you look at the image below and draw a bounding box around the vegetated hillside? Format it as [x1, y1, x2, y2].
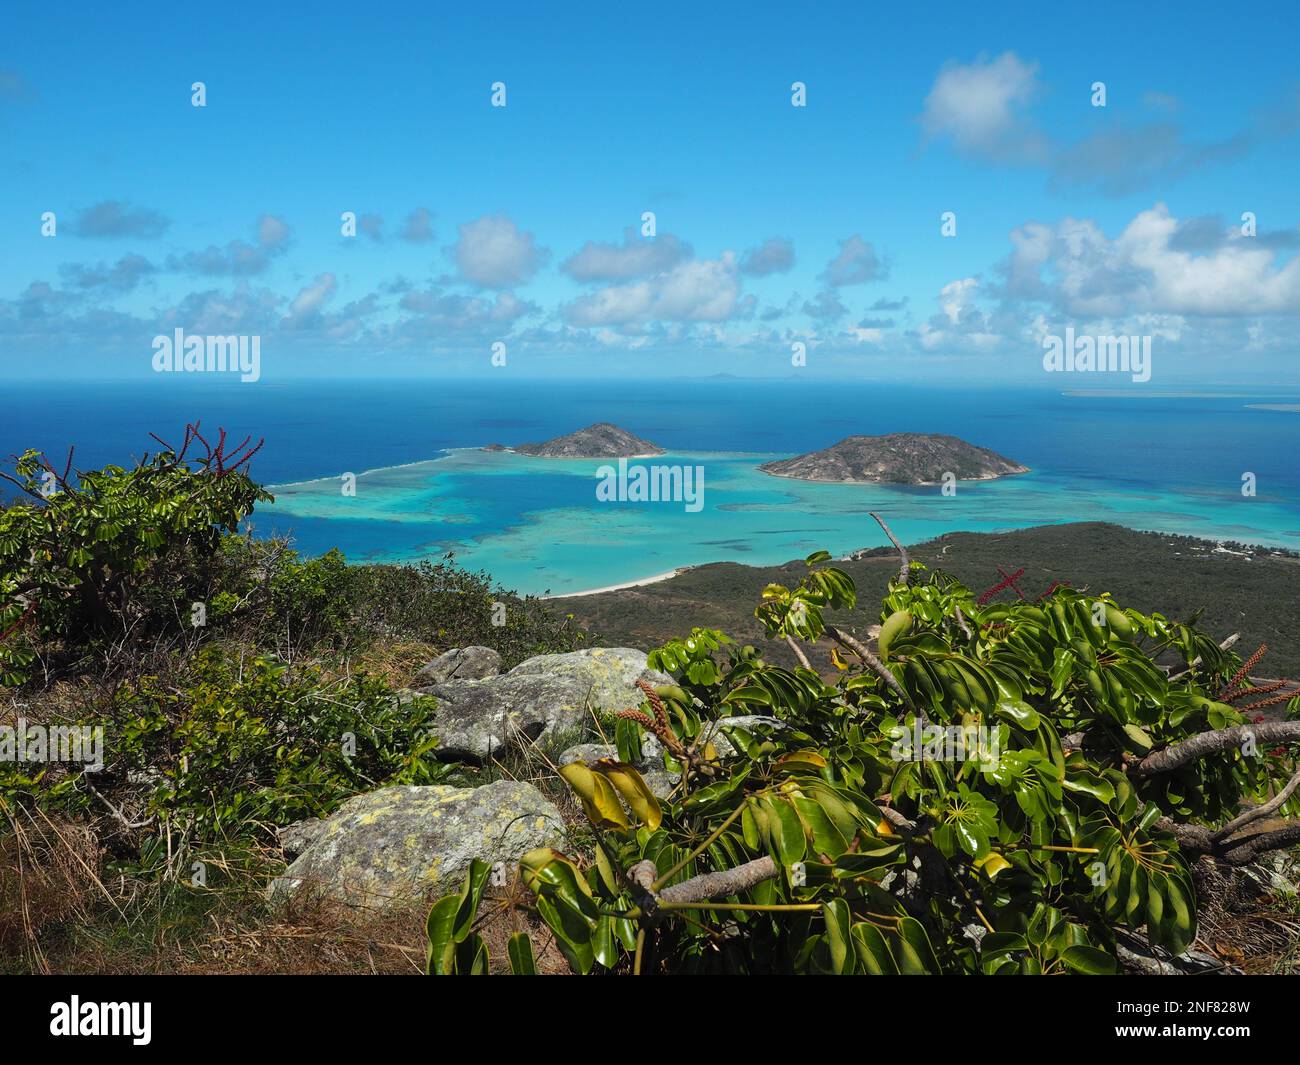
[758, 432, 1028, 484]
[562, 522, 1300, 676]
[509, 423, 664, 458]
[8, 435, 1297, 978]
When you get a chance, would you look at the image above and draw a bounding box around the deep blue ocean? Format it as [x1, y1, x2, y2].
[3, 378, 1298, 595]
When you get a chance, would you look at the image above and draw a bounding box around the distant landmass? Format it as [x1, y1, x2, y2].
[759, 433, 1028, 484]
[507, 423, 665, 459]
[557, 522, 1300, 678]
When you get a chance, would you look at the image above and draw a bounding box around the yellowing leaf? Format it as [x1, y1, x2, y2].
[597, 760, 663, 831]
[975, 852, 1012, 879]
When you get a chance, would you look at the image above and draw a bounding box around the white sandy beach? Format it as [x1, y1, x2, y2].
[544, 569, 681, 599]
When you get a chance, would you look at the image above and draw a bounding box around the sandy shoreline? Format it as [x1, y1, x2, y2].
[544, 569, 681, 599]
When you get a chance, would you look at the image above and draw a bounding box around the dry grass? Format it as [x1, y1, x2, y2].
[0, 805, 581, 975]
[0, 826, 430, 975]
[1192, 854, 1300, 973]
[0, 807, 106, 972]
[326, 639, 444, 689]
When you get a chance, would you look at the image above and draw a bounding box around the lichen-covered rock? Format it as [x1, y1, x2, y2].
[507, 647, 673, 715]
[558, 743, 622, 767]
[278, 818, 325, 860]
[269, 782, 565, 909]
[413, 646, 502, 687]
[429, 673, 589, 759]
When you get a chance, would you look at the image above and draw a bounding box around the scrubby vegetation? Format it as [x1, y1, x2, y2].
[4, 433, 1298, 976]
[560, 522, 1300, 676]
[0, 428, 588, 972]
[432, 519, 1300, 975]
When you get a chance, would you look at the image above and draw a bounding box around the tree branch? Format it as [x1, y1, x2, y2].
[784, 634, 812, 671]
[657, 856, 779, 904]
[869, 511, 909, 586]
[1212, 764, 1300, 842]
[953, 604, 972, 640]
[825, 624, 916, 711]
[1158, 815, 1300, 866]
[1130, 720, 1300, 778]
[1167, 633, 1239, 682]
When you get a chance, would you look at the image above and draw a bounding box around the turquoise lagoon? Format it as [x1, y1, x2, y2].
[259, 446, 1300, 597]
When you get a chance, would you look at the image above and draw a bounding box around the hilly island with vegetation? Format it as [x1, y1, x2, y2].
[759, 432, 1029, 484]
[505, 422, 665, 459]
[2, 430, 1299, 980]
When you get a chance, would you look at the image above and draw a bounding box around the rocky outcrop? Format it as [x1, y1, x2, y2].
[413, 645, 501, 686]
[507, 646, 673, 714]
[269, 782, 565, 910]
[425, 673, 590, 760]
[511, 423, 664, 459]
[417, 646, 672, 761]
[759, 433, 1028, 485]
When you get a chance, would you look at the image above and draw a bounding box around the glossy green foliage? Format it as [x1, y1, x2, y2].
[430, 551, 1299, 975]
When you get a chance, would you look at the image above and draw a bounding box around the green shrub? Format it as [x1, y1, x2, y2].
[1, 432, 592, 686]
[0, 428, 270, 684]
[344, 556, 590, 668]
[3, 647, 446, 841]
[429, 549, 1300, 975]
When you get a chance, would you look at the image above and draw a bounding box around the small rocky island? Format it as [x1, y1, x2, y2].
[759, 433, 1028, 484]
[506, 422, 665, 459]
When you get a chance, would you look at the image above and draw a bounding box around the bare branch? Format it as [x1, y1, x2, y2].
[1160, 815, 1300, 866]
[659, 856, 779, 904]
[784, 634, 812, 671]
[1212, 764, 1300, 842]
[1168, 633, 1239, 682]
[869, 511, 908, 586]
[825, 624, 916, 711]
[878, 805, 917, 834]
[954, 604, 972, 640]
[1130, 720, 1300, 778]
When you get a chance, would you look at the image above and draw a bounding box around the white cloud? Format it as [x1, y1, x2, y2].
[740, 237, 795, 276]
[258, 214, 291, 249]
[819, 234, 886, 286]
[400, 207, 435, 243]
[284, 272, 337, 324]
[562, 229, 691, 281]
[70, 200, 170, 239]
[169, 216, 293, 276]
[921, 52, 1044, 161]
[452, 214, 547, 288]
[917, 278, 1000, 351]
[564, 253, 741, 327]
[59, 254, 155, 294]
[1006, 204, 1300, 317]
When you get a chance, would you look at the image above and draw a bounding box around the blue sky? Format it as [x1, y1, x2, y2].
[2, 0, 1299, 383]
